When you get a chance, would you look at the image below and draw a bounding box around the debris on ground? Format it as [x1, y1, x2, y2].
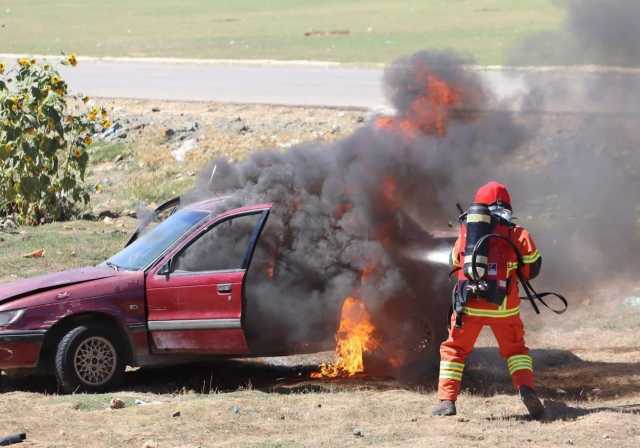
[172, 411, 181, 418]
[22, 248, 45, 258]
[623, 296, 640, 309]
[231, 405, 240, 414]
[0, 218, 17, 233]
[0, 432, 26, 446]
[100, 121, 128, 142]
[304, 29, 351, 37]
[171, 138, 198, 162]
[109, 398, 126, 410]
[352, 427, 364, 437]
[228, 117, 250, 135]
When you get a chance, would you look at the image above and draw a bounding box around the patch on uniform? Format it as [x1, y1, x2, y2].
[487, 263, 497, 276]
[498, 280, 507, 288]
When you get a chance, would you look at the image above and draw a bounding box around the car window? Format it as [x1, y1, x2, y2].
[173, 212, 263, 272]
[106, 209, 208, 271]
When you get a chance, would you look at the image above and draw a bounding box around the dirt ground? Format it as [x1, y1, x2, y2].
[2, 296, 640, 448]
[1, 99, 640, 447]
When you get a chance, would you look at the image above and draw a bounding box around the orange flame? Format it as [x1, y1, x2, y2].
[311, 296, 380, 378]
[376, 69, 462, 138]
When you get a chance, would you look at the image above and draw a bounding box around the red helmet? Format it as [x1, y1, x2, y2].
[473, 181, 512, 209]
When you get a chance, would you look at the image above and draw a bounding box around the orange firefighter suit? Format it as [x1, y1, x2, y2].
[437, 182, 542, 402]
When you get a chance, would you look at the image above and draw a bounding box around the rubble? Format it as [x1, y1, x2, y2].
[99, 121, 128, 141]
[109, 398, 126, 409]
[171, 138, 198, 162]
[0, 432, 26, 446]
[228, 117, 250, 134]
[0, 218, 17, 233]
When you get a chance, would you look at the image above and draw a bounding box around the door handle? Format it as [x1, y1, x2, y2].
[217, 283, 233, 294]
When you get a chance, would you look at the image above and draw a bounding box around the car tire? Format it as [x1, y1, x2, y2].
[363, 314, 445, 379]
[54, 325, 125, 393]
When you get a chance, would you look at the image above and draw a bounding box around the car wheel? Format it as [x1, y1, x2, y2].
[54, 325, 125, 393]
[363, 315, 444, 379]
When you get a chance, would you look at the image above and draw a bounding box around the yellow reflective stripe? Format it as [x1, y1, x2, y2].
[509, 363, 533, 374]
[507, 355, 533, 374]
[522, 250, 541, 264]
[467, 214, 491, 223]
[507, 262, 519, 276]
[440, 361, 464, 370]
[508, 359, 533, 368]
[462, 306, 520, 318]
[440, 361, 464, 380]
[507, 355, 532, 365]
[439, 371, 463, 381]
[440, 365, 463, 373]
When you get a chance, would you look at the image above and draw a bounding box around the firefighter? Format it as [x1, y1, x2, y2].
[432, 181, 545, 419]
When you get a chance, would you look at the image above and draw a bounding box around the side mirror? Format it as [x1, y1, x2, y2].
[159, 258, 174, 278]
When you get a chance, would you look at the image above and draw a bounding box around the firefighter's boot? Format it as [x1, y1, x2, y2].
[519, 385, 544, 420]
[432, 400, 457, 416]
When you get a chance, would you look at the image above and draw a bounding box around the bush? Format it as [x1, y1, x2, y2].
[0, 55, 109, 224]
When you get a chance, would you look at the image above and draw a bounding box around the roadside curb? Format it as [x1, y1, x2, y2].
[2, 53, 640, 75]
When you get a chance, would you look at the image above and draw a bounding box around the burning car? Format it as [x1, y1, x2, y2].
[0, 197, 454, 392]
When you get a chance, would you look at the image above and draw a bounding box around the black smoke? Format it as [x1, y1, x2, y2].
[509, 0, 640, 67]
[181, 50, 530, 357]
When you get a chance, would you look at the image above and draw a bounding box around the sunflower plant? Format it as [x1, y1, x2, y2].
[0, 54, 108, 224]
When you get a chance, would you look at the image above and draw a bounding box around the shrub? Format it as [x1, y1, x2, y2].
[0, 55, 109, 224]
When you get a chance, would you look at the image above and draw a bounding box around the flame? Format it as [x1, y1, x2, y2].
[265, 261, 275, 279]
[376, 68, 462, 138]
[311, 296, 380, 378]
[380, 176, 399, 205]
[333, 202, 353, 220]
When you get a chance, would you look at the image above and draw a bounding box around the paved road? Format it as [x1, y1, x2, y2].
[3, 56, 639, 113]
[57, 60, 387, 109]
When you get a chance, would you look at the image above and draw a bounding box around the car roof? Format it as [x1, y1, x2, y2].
[182, 196, 272, 215]
[181, 196, 229, 212]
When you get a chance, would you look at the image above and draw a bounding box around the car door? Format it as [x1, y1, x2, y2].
[146, 207, 270, 354]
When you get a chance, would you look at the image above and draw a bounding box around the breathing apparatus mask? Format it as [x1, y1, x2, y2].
[488, 202, 512, 223]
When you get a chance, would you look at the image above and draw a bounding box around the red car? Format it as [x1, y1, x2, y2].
[0, 198, 453, 392]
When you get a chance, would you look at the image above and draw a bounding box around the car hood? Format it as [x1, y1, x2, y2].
[0, 266, 119, 305]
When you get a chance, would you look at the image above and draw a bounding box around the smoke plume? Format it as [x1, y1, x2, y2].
[503, 0, 640, 287]
[178, 0, 640, 357]
[181, 50, 530, 355]
[509, 0, 640, 67]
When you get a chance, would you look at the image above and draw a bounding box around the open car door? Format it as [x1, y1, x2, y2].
[146, 205, 270, 354]
[125, 197, 181, 247]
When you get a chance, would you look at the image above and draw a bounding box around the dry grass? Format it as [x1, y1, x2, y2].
[2, 289, 639, 447]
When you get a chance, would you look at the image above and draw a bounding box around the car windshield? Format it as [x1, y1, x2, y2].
[105, 209, 209, 271]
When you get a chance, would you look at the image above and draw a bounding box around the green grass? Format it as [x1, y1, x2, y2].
[0, 0, 564, 65]
[125, 174, 194, 204]
[88, 142, 129, 164]
[0, 220, 132, 281]
[52, 394, 139, 411]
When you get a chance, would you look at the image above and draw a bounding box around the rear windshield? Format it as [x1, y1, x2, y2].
[105, 210, 208, 271]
